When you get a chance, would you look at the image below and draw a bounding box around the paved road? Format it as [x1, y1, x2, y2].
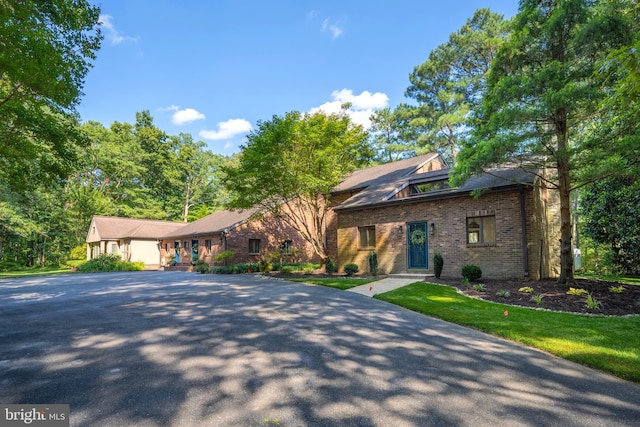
[1, 272, 639, 426]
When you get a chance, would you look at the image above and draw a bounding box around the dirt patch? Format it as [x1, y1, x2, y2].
[429, 276, 640, 316]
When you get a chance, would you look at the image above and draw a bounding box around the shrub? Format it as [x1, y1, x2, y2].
[259, 258, 273, 272]
[609, 285, 625, 294]
[281, 266, 293, 275]
[77, 254, 145, 273]
[368, 251, 378, 276]
[473, 283, 486, 292]
[194, 259, 210, 274]
[69, 244, 87, 260]
[77, 254, 119, 272]
[211, 266, 233, 274]
[496, 290, 511, 298]
[344, 263, 359, 276]
[519, 286, 534, 293]
[325, 257, 338, 274]
[567, 287, 588, 297]
[531, 294, 544, 304]
[461, 264, 482, 281]
[214, 250, 235, 264]
[303, 263, 315, 274]
[585, 292, 602, 310]
[433, 251, 444, 278]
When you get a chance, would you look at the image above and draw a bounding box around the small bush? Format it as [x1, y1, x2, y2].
[77, 254, 144, 273]
[194, 259, 210, 274]
[531, 294, 544, 304]
[519, 286, 534, 293]
[259, 258, 273, 272]
[211, 266, 233, 274]
[585, 292, 603, 310]
[214, 250, 235, 264]
[325, 257, 338, 274]
[433, 251, 444, 279]
[69, 244, 87, 260]
[609, 285, 625, 294]
[368, 251, 378, 276]
[473, 283, 486, 292]
[461, 264, 482, 281]
[303, 263, 315, 274]
[496, 290, 511, 298]
[344, 263, 359, 276]
[567, 287, 588, 297]
[281, 266, 293, 275]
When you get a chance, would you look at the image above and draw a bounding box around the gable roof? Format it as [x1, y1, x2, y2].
[332, 153, 443, 194]
[334, 163, 536, 211]
[160, 208, 260, 239]
[87, 216, 185, 243]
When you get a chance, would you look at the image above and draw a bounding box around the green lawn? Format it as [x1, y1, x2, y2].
[577, 273, 640, 285]
[0, 266, 78, 278]
[288, 277, 377, 290]
[375, 282, 640, 383]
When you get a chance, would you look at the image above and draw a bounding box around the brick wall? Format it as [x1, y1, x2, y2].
[333, 186, 560, 279]
[160, 211, 318, 266]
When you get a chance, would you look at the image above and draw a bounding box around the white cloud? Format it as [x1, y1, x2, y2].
[158, 105, 179, 112]
[309, 89, 389, 129]
[99, 14, 138, 45]
[172, 108, 206, 125]
[199, 119, 253, 141]
[321, 18, 344, 39]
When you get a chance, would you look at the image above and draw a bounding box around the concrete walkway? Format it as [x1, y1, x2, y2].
[347, 277, 420, 297]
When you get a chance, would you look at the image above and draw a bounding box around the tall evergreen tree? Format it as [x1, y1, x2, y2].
[453, 0, 636, 283]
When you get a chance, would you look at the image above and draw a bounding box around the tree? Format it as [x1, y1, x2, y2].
[405, 8, 508, 165]
[224, 110, 370, 265]
[0, 0, 102, 192]
[452, 0, 636, 284]
[368, 106, 417, 162]
[172, 134, 222, 222]
[580, 176, 640, 276]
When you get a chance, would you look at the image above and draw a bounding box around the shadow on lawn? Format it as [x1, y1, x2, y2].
[0, 272, 639, 426]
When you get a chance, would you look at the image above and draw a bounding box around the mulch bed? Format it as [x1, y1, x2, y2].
[429, 276, 640, 316]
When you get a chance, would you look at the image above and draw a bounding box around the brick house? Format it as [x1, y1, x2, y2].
[159, 208, 318, 268]
[326, 153, 561, 279]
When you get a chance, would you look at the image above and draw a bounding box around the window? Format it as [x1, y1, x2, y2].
[280, 240, 293, 255]
[110, 243, 118, 255]
[411, 179, 449, 194]
[467, 216, 496, 244]
[204, 239, 212, 253]
[358, 226, 376, 249]
[249, 239, 261, 255]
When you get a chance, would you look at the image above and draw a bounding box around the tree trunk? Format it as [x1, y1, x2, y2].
[555, 112, 575, 284]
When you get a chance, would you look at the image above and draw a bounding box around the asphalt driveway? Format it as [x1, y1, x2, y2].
[1, 272, 639, 426]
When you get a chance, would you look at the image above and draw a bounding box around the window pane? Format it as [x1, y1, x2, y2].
[359, 226, 375, 248]
[482, 216, 496, 243]
[468, 231, 479, 244]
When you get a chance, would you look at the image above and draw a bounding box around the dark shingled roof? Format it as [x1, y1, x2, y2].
[334, 164, 536, 211]
[332, 153, 442, 194]
[87, 216, 185, 243]
[160, 208, 260, 239]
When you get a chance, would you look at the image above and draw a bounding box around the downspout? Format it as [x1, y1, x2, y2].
[520, 186, 530, 277]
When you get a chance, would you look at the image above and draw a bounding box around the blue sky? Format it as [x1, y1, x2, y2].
[79, 1, 519, 155]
